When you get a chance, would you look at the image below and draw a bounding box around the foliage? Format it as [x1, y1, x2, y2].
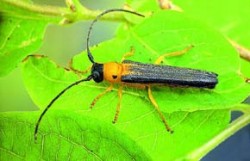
[0, 0, 250, 161]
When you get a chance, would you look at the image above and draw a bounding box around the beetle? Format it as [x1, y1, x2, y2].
[34, 8, 218, 140]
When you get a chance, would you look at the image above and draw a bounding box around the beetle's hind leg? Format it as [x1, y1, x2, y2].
[147, 86, 173, 133]
[155, 45, 194, 64]
[90, 84, 113, 109]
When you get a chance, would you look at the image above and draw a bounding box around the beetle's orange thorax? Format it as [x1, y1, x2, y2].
[103, 62, 123, 83]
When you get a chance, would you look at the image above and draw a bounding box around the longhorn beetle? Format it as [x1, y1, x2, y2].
[34, 8, 218, 141]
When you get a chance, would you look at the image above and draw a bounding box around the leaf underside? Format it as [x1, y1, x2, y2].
[0, 110, 230, 161]
[0, 111, 151, 161]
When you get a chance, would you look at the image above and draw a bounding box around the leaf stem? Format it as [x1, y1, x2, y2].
[184, 109, 250, 161]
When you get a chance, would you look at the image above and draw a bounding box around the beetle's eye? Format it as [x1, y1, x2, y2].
[112, 75, 117, 79]
[92, 71, 102, 82]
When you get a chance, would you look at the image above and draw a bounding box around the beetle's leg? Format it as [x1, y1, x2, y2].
[71, 66, 92, 76]
[147, 86, 173, 133]
[90, 84, 113, 109]
[155, 45, 193, 64]
[237, 71, 250, 83]
[68, 59, 92, 76]
[112, 85, 123, 123]
[121, 46, 135, 62]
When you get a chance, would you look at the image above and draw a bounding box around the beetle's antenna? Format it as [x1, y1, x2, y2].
[34, 75, 93, 141]
[86, 8, 144, 63]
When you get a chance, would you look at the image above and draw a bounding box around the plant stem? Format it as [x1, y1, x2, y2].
[1, 0, 140, 24]
[65, 0, 130, 22]
[184, 110, 250, 161]
[231, 103, 250, 113]
[1, 0, 69, 18]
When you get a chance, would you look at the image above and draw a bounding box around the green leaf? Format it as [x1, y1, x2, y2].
[128, 0, 250, 79]
[20, 10, 246, 160]
[124, 11, 250, 111]
[0, 111, 151, 160]
[21, 55, 79, 109]
[113, 109, 230, 161]
[0, 111, 231, 161]
[22, 11, 250, 113]
[0, 15, 48, 76]
[171, 0, 250, 49]
[0, 109, 230, 160]
[128, 0, 250, 48]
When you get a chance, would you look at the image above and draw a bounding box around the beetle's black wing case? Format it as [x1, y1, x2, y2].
[121, 60, 218, 89]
